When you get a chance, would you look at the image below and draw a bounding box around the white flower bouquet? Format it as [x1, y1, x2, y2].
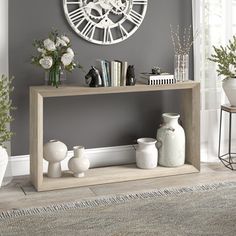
[31, 30, 82, 87]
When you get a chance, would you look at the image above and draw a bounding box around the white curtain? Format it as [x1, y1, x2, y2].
[192, 0, 236, 162]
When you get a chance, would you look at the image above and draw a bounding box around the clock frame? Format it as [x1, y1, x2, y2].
[63, 0, 148, 45]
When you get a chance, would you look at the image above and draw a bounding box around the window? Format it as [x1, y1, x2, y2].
[193, 0, 236, 161]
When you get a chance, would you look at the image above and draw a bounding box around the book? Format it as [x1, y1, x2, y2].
[115, 60, 122, 86]
[96, 59, 109, 87]
[104, 60, 111, 86]
[111, 61, 117, 87]
[139, 73, 176, 85]
[121, 61, 128, 86]
[140, 73, 174, 80]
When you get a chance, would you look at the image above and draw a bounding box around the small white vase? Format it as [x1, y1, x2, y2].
[0, 146, 8, 187]
[222, 78, 236, 106]
[156, 113, 185, 167]
[136, 138, 158, 169]
[43, 140, 68, 178]
[68, 146, 90, 178]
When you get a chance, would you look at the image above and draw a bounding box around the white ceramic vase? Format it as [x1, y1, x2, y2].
[222, 78, 236, 106]
[136, 138, 158, 169]
[156, 113, 185, 167]
[43, 140, 68, 178]
[0, 146, 8, 188]
[68, 146, 90, 178]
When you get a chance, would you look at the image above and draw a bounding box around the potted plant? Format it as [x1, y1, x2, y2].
[209, 36, 236, 106]
[0, 75, 15, 187]
[31, 30, 83, 88]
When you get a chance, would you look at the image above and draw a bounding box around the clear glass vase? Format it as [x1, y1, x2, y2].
[45, 66, 66, 87]
[174, 54, 189, 82]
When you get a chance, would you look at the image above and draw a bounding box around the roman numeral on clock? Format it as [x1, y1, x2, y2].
[127, 9, 143, 26]
[132, 0, 148, 5]
[119, 24, 129, 38]
[69, 8, 84, 27]
[103, 27, 113, 43]
[81, 21, 96, 39]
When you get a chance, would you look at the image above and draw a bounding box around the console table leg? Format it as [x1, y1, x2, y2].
[30, 89, 44, 190]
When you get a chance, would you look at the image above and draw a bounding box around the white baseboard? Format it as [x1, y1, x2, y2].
[7, 145, 136, 177]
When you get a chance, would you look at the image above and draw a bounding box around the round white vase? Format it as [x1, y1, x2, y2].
[0, 146, 8, 188]
[222, 78, 236, 106]
[43, 140, 68, 178]
[68, 146, 90, 178]
[156, 113, 185, 167]
[136, 138, 158, 169]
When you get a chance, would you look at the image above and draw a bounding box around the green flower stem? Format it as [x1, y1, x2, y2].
[48, 65, 60, 88]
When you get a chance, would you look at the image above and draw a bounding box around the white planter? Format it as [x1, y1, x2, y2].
[0, 146, 8, 187]
[156, 113, 185, 167]
[43, 140, 68, 178]
[222, 78, 236, 106]
[136, 138, 158, 169]
[68, 146, 90, 177]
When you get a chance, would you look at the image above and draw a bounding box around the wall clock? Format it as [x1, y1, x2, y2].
[63, 0, 148, 45]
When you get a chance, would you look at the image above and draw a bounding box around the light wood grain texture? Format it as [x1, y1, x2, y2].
[30, 89, 43, 190]
[1, 163, 235, 212]
[40, 164, 199, 191]
[179, 83, 200, 170]
[29, 81, 201, 191]
[0, 180, 95, 211]
[30, 81, 199, 98]
[90, 163, 236, 196]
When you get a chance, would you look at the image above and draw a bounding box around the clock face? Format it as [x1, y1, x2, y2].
[63, 0, 148, 45]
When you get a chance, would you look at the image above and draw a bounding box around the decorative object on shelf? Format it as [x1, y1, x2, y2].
[171, 25, 198, 82]
[63, 0, 148, 45]
[152, 66, 161, 75]
[0, 75, 15, 188]
[43, 140, 68, 178]
[68, 146, 90, 178]
[31, 30, 83, 88]
[126, 65, 136, 86]
[156, 113, 185, 167]
[139, 73, 175, 85]
[174, 53, 189, 82]
[85, 66, 103, 87]
[136, 138, 158, 169]
[45, 69, 67, 86]
[95, 59, 128, 87]
[209, 36, 236, 106]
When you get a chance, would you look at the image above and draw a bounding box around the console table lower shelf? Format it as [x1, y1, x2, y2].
[40, 164, 199, 191]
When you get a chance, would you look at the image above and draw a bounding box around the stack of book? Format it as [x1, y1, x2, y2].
[139, 73, 176, 85]
[96, 59, 128, 87]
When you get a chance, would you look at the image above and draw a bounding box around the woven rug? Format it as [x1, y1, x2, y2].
[1, 182, 236, 236]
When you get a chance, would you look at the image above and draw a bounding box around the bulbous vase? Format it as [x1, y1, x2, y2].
[68, 146, 90, 178]
[43, 140, 68, 178]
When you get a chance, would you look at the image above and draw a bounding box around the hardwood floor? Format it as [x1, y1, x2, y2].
[0, 162, 235, 212]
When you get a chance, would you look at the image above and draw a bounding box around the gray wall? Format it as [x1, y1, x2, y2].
[9, 0, 193, 155]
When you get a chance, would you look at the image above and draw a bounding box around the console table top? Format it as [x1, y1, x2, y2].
[30, 81, 200, 98]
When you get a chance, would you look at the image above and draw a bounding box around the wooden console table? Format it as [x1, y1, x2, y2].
[30, 81, 200, 191]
